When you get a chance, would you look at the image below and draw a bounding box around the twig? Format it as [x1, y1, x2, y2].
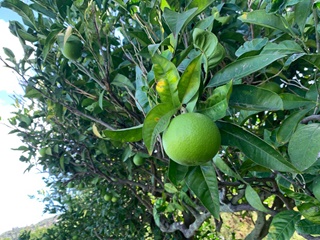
[301, 114, 320, 124]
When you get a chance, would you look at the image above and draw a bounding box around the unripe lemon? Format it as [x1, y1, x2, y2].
[133, 153, 146, 166]
[162, 113, 221, 166]
[62, 35, 83, 60]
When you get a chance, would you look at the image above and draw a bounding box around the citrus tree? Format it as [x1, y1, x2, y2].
[1, 0, 320, 239]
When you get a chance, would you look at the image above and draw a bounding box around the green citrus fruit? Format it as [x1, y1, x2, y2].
[104, 194, 112, 201]
[162, 112, 221, 166]
[111, 196, 118, 202]
[259, 82, 281, 93]
[62, 35, 83, 60]
[133, 153, 146, 166]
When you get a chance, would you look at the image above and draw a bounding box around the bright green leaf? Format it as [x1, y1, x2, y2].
[112, 74, 135, 91]
[235, 38, 268, 57]
[103, 124, 143, 143]
[142, 103, 177, 154]
[153, 54, 181, 107]
[178, 55, 201, 104]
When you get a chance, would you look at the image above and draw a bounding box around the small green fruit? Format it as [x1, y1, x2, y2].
[104, 194, 112, 201]
[111, 196, 118, 202]
[133, 154, 146, 166]
[62, 35, 83, 60]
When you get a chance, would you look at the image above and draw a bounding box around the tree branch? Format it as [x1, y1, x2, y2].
[301, 114, 320, 124]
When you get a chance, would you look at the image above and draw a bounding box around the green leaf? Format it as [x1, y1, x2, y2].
[295, 219, 320, 235]
[135, 66, 150, 113]
[288, 124, 320, 171]
[197, 81, 232, 121]
[178, 55, 201, 104]
[3, 47, 15, 60]
[164, 183, 178, 194]
[163, 7, 198, 38]
[260, 40, 304, 55]
[60, 155, 65, 172]
[187, 0, 214, 16]
[213, 155, 243, 180]
[235, 38, 268, 57]
[98, 90, 105, 110]
[312, 176, 320, 202]
[279, 186, 316, 202]
[267, 210, 301, 240]
[142, 103, 177, 154]
[279, 93, 315, 110]
[153, 54, 180, 107]
[112, 74, 135, 91]
[239, 10, 292, 34]
[193, 28, 225, 69]
[186, 164, 220, 219]
[42, 29, 61, 60]
[229, 85, 283, 111]
[245, 185, 270, 213]
[102, 124, 143, 143]
[276, 108, 311, 144]
[294, 0, 312, 35]
[1, 0, 38, 30]
[217, 121, 299, 173]
[208, 54, 286, 87]
[168, 160, 189, 185]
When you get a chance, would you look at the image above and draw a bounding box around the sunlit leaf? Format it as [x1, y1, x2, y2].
[102, 124, 143, 142]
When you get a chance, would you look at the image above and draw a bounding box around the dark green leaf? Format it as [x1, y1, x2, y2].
[235, 38, 268, 57]
[169, 160, 189, 185]
[163, 7, 198, 38]
[267, 210, 301, 240]
[197, 81, 232, 121]
[288, 124, 320, 171]
[294, 0, 312, 34]
[295, 219, 320, 235]
[280, 93, 315, 110]
[1, 0, 37, 30]
[276, 108, 311, 144]
[238, 10, 292, 34]
[217, 121, 299, 172]
[229, 85, 283, 111]
[186, 164, 220, 219]
[208, 54, 286, 87]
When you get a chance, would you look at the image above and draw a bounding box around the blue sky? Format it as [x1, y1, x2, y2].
[0, 4, 52, 234]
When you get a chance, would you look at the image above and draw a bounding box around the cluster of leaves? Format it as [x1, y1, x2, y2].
[2, 0, 320, 238]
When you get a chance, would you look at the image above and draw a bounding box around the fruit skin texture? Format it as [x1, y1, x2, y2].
[162, 113, 221, 166]
[133, 153, 146, 166]
[62, 35, 83, 60]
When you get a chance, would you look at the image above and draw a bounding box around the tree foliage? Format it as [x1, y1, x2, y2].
[1, 0, 320, 239]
